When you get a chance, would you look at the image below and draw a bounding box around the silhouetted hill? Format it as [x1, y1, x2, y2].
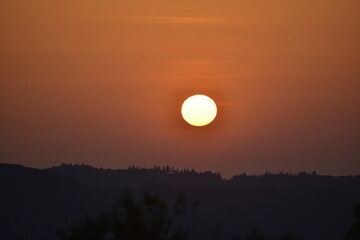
[0, 164, 118, 240]
[1, 163, 359, 240]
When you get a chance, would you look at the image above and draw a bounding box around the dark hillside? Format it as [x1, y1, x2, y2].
[1, 163, 359, 239]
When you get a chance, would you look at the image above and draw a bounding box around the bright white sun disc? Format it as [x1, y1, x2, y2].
[181, 94, 217, 127]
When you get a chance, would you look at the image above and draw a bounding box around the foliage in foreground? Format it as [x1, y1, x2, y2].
[57, 192, 193, 240]
[345, 202, 360, 240]
[57, 192, 360, 240]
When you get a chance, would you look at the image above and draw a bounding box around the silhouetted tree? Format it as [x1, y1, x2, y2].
[280, 233, 293, 240]
[345, 202, 360, 240]
[57, 193, 192, 240]
[245, 230, 264, 240]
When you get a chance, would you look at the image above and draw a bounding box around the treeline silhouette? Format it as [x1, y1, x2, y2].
[47, 163, 360, 191]
[1, 163, 360, 240]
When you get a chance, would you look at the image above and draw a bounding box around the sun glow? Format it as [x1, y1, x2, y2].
[181, 94, 217, 127]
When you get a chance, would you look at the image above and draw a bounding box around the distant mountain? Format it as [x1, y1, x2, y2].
[1, 163, 359, 240]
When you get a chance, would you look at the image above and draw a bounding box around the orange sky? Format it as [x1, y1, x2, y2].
[1, 0, 359, 177]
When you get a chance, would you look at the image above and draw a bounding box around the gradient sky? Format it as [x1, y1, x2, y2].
[1, 0, 359, 177]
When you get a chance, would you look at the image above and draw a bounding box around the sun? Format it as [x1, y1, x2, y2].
[181, 94, 217, 127]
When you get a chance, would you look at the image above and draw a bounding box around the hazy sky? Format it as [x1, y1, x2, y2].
[1, 0, 359, 177]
